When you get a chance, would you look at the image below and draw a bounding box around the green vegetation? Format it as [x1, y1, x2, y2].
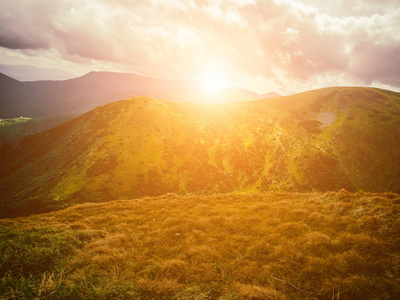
[1, 88, 400, 217]
[1, 191, 400, 299]
[0, 115, 79, 163]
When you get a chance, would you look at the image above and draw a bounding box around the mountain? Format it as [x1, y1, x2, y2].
[1, 86, 400, 217]
[0, 64, 75, 81]
[0, 71, 184, 118]
[0, 71, 265, 118]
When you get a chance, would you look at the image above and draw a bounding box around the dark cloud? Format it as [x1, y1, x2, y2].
[0, 30, 46, 50]
[0, 8, 48, 50]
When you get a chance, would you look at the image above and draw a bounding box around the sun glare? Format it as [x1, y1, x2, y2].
[197, 63, 230, 103]
[203, 74, 227, 92]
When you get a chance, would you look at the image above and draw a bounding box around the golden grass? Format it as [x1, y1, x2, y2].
[1, 190, 400, 299]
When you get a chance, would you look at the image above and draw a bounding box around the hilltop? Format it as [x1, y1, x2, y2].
[1, 86, 400, 217]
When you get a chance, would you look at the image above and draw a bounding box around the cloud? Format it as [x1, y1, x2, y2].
[350, 42, 400, 86]
[0, 0, 399, 93]
[244, 0, 400, 91]
[0, 0, 58, 49]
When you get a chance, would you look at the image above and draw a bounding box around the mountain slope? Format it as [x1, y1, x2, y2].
[0, 71, 264, 118]
[1, 87, 400, 217]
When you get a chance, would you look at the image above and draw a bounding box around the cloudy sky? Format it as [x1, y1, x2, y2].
[0, 0, 399, 94]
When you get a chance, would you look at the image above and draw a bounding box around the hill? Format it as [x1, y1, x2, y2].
[1, 86, 400, 217]
[1, 191, 400, 299]
[0, 71, 265, 118]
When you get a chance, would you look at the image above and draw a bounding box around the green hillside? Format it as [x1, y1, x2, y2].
[1, 87, 400, 217]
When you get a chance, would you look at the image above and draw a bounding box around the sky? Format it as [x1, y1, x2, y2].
[0, 0, 399, 95]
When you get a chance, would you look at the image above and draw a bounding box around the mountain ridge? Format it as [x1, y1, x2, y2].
[1, 86, 399, 217]
[0, 71, 273, 118]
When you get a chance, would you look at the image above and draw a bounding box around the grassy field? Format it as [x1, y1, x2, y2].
[1, 190, 400, 299]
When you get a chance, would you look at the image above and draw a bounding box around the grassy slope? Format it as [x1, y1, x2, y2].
[1, 191, 400, 299]
[1, 88, 400, 217]
[264, 87, 400, 192]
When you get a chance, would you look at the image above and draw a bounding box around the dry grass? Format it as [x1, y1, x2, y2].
[1, 190, 400, 299]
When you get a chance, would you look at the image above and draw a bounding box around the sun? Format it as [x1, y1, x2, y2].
[197, 62, 230, 102]
[202, 74, 227, 93]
